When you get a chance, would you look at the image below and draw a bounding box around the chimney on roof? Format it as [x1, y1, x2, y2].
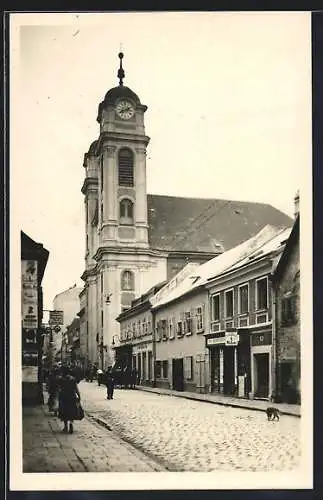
[294, 189, 300, 219]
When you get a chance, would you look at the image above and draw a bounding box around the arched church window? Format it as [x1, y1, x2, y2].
[119, 198, 134, 225]
[118, 148, 134, 186]
[121, 270, 135, 291]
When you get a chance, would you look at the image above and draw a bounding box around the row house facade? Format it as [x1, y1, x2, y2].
[116, 281, 167, 384]
[206, 259, 278, 400]
[116, 225, 293, 400]
[153, 289, 209, 392]
[118, 226, 297, 400]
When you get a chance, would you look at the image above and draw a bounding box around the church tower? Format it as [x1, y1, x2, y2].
[81, 54, 167, 368]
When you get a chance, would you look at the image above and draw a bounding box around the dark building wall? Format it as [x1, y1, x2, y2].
[276, 239, 300, 403]
[21, 232, 49, 406]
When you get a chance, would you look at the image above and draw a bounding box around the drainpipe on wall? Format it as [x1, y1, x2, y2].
[151, 308, 156, 388]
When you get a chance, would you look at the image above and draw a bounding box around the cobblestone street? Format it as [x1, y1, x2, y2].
[80, 381, 301, 472]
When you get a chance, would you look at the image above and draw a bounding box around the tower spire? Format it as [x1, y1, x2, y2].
[117, 51, 125, 86]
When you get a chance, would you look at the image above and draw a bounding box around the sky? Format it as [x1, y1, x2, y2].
[11, 12, 311, 310]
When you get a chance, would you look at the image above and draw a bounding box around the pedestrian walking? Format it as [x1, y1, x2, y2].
[105, 369, 115, 400]
[97, 368, 103, 386]
[58, 366, 83, 434]
[47, 368, 60, 415]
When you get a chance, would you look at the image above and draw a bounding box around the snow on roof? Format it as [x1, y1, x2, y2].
[151, 224, 291, 310]
[223, 227, 292, 274]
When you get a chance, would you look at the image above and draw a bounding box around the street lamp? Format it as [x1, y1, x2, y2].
[105, 293, 112, 304]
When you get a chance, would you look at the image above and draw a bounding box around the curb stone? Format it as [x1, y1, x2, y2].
[136, 386, 301, 418]
[85, 412, 167, 472]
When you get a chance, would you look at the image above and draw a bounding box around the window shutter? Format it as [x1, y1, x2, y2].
[190, 307, 195, 333]
[201, 303, 205, 330]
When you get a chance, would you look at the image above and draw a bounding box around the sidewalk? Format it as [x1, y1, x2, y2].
[23, 402, 164, 472]
[136, 385, 301, 417]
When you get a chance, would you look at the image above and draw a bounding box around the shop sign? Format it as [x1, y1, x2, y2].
[207, 336, 226, 346]
[22, 304, 38, 329]
[22, 351, 38, 366]
[49, 310, 64, 325]
[225, 331, 239, 346]
[251, 332, 272, 346]
[134, 342, 150, 352]
[22, 286, 38, 304]
[22, 260, 38, 284]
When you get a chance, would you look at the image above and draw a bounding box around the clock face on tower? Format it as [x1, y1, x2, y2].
[115, 100, 135, 120]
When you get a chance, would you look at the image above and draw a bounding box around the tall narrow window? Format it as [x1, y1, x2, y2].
[119, 199, 134, 225]
[225, 289, 234, 318]
[121, 270, 134, 291]
[118, 148, 134, 186]
[211, 294, 220, 321]
[239, 284, 249, 314]
[256, 277, 268, 310]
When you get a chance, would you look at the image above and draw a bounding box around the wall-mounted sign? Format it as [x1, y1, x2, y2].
[207, 336, 226, 346]
[251, 332, 272, 346]
[225, 331, 239, 346]
[133, 342, 151, 352]
[22, 260, 38, 284]
[23, 328, 37, 344]
[22, 260, 38, 329]
[22, 287, 38, 304]
[49, 310, 64, 325]
[22, 304, 38, 329]
[22, 351, 38, 366]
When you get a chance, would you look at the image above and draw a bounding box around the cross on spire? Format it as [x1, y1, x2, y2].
[117, 51, 125, 86]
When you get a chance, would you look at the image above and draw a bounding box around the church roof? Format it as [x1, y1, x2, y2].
[147, 194, 293, 254]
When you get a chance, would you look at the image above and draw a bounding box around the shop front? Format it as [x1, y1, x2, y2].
[132, 340, 153, 386]
[207, 330, 251, 398]
[206, 326, 272, 399]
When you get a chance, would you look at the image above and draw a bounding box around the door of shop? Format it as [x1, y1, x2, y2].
[172, 358, 184, 391]
[255, 353, 269, 398]
[223, 347, 235, 395]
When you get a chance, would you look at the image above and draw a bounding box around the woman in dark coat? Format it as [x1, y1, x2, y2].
[58, 366, 81, 434]
[47, 368, 60, 414]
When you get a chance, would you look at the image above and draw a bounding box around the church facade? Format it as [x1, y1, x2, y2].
[80, 53, 292, 369]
